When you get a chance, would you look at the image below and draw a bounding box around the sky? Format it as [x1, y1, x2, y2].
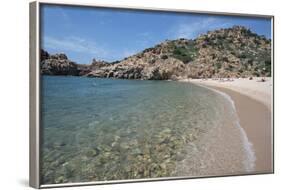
[41, 4, 272, 64]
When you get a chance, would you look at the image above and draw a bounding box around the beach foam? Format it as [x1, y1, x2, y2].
[200, 84, 256, 172]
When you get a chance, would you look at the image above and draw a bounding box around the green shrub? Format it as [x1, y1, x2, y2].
[173, 48, 182, 55]
[171, 45, 197, 64]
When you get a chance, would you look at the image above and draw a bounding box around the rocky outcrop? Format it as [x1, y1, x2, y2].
[40, 51, 110, 76]
[41, 26, 271, 79]
[86, 57, 186, 80]
[40, 51, 79, 75]
[77, 59, 111, 76]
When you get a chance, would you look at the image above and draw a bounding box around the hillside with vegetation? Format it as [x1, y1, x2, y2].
[41, 26, 271, 80]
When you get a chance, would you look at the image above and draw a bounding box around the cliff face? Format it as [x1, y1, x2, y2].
[41, 26, 271, 79]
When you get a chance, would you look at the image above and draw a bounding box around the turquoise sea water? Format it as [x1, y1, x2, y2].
[41, 76, 251, 184]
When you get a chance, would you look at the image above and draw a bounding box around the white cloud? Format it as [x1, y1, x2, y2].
[43, 36, 108, 58]
[174, 17, 232, 39]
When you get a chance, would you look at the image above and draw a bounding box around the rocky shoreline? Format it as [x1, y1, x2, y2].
[41, 26, 271, 80]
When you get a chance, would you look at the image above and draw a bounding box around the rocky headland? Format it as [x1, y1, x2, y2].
[41, 26, 271, 80]
[40, 49, 109, 76]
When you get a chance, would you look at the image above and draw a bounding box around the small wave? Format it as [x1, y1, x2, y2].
[195, 84, 256, 172]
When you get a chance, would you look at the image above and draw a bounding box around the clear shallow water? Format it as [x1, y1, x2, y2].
[41, 76, 250, 184]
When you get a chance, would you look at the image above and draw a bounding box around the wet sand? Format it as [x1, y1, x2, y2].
[176, 84, 260, 177]
[181, 78, 273, 173]
[212, 87, 272, 173]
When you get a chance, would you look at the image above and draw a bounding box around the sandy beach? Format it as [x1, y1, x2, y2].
[185, 77, 272, 110]
[181, 77, 273, 174]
